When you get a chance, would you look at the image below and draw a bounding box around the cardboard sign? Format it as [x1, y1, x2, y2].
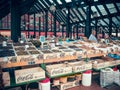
[40, 36, 45, 43]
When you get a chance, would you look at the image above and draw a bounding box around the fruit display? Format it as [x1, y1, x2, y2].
[0, 43, 15, 58]
[30, 40, 41, 47]
[51, 50, 62, 53]
[27, 47, 36, 50]
[29, 50, 40, 54]
[16, 50, 29, 55]
[55, 45, 62, 47]
[59, 46, 67, 49]
[41, 50, 53, 54]
[0, 44, 13, 50]
[73, 48, 83, 51]
[0, 50, 15, 57]
[14, 47, 25, 51]
[0, 35, 7, 42]
[68, 45, 78, 49]
[13, 42, 32, 46]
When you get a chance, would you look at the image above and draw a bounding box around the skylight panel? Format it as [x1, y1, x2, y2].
[94, 0, 98, 2]
[116, 3, 120, 11]
[38, 0, 46, 8]
[91, 6, 100, 17]
[43, 0, 50, 7]
[100, 20, 107, 26]
[57, 0, 62, 4]
[65, 0, 71, 3]
[112, 17, 119, 25]
[49, 0, 53, 3]
[78, 8, 86, 19]
[106, 4, 117, 13]
[97, 5, 107, 15]
[73, 8, 83, 20]
[104, 18, 109, 24]
[70, 9, 76, 17]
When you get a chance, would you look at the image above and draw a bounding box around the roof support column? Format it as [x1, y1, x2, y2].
[116, 28, 118, 37]
[24, 15, 26, 31]
[43, 12, 45, 32]
[11, 0, 21, 42]
[62, 25, 64, 37]
[69, 24, 72, 39]
[102, 27, 105, 38]
[51, 14, 52, 32]
[7, 15, 9, 28]
[27, 14, 30, 38]
[95, 19, 98, 38]
[45, 10, 48, 37]
[66, 8, 70, 38]
[76, 24, 79, 39]
[38, 16, 41, 36]
[109, 17, 112, 37]
[33, 13, 36, 38]
[54, 11, 56, 37]
[85, 5, 91, 38]
[0, 20, 2, 28]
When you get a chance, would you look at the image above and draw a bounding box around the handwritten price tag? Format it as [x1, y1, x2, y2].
[77, 56, 82, 60]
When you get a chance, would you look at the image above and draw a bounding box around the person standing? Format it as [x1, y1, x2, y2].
[89, 30, 98, 43]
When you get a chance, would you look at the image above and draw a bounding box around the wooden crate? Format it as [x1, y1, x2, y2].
[93, 61, 105, 69]
[109, 60, 116, 66]
[41, 50, 57, 59]
[3, 72, 10, 86]
[104, 61, 111, 67]
[51, 49, 65, 58]
[46, 64, 72, 77]
[73, 48, 83, 57]
[15, 67, 45, 84]
[60, 80, 80, 90]
[0, 56, 17, 65]
[61, 49, 76, 56]
[116, 60, 120, 65]
[69, 61, 92, 72]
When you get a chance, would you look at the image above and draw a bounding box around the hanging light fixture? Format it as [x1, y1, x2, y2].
[50, 4, 56, 12]
[93, 11, 98, 18]
[66, 9, 68, 14]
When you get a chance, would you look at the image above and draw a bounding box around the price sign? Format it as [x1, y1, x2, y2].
[25, 45, 29, 49]
[28, 61, 35, 65]
[77, 56, 82, 60]
[40, 36, 45, 43]
[3, 57, 8, 62]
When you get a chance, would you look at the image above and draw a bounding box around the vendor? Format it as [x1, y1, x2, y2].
[89, 30, 98, 43]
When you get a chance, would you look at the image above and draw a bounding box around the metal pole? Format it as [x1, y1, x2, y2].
[45, 11, 48, 37]
[85, 5, 91, 38]
[38, 17, 41, 36]
[53, 11, 56, 37]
